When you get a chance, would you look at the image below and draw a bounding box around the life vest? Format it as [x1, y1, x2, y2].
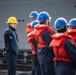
[67, 29, 76, 40]
[27, 31, 37, 54]
[3, 27, 19, 53]
[34, 24, 54, 48]
[50, 33, 72, 63]
[25, 22, 33, 34]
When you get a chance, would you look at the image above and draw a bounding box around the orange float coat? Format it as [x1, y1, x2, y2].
[50, 33, 72, 63]
[34, 24, 54, 48]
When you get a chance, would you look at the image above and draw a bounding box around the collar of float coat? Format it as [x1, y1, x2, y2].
[50, 33, 72, 47]
[67, 29, 76, 40]
[34, 24, 54, 36]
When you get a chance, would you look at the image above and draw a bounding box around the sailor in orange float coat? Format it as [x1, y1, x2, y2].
[34, 11, 55, 75]
[67, 18, 76, 43]
[50, 17, 76, 75]
[25, 11, 41, 75]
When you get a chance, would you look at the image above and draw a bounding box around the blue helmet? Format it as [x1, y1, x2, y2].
[29, 11, 38, 19]
[54, 17, 68, 28]
[69, 18, 76, 27]
[38, 11, 51, 21]
[31, 20, 39, 28]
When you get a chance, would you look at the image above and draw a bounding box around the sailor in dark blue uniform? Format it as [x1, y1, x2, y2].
[34, 11, 55, 75]
[3, 17, 19, 75]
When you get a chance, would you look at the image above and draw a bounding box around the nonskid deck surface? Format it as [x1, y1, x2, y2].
[0, 70, 31, 75]
[0, 50, 32, 75]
